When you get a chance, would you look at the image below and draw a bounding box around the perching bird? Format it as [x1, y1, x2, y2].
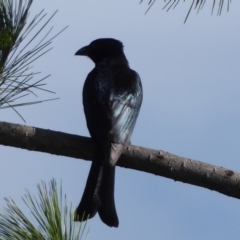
[74, 38, 143, 227]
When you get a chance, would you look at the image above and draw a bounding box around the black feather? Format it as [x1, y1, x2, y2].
[75, 38, 143, 227]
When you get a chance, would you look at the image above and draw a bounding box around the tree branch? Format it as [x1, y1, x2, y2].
[1, 120, 240, 200]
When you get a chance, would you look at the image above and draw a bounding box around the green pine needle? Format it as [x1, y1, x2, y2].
[141, 0, 231, 22]
[0, 179, 88, 240]
[0, 0, 67, 120]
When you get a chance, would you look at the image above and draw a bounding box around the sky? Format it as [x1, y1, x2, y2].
[1, 0, 240, 239]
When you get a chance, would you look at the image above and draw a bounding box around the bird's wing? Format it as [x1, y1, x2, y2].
[83, 70, 142, 166]
[107, 74, 142, 165]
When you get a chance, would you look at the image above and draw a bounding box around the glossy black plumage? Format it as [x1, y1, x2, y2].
[75, 38, 143, 227]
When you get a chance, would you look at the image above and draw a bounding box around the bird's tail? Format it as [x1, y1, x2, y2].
[98, 164, 119, 227]
[75, 159, 119, 227]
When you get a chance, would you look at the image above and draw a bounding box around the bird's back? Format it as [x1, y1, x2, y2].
[83, 63, 142, 165]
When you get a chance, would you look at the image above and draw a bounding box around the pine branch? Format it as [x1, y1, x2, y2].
[0, 120, 239, 201]
[0, 179, 88, 240]
[0, 0, 67, 121]
[141, 0, 231, 22]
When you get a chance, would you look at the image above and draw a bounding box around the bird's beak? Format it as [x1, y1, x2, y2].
[75, 46, 89, 56]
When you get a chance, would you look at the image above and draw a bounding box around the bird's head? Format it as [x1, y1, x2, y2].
[75, 38, 126, 64]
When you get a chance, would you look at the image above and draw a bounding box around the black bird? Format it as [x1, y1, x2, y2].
[75, 38, 143, 227]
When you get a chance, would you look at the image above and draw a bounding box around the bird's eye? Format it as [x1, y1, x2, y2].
[89, 44, 96, 52]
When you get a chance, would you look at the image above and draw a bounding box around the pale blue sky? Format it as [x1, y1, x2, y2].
[1, 1, 240, 239]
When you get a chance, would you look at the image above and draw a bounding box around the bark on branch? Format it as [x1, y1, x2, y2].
[0, 120, 240, 200]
